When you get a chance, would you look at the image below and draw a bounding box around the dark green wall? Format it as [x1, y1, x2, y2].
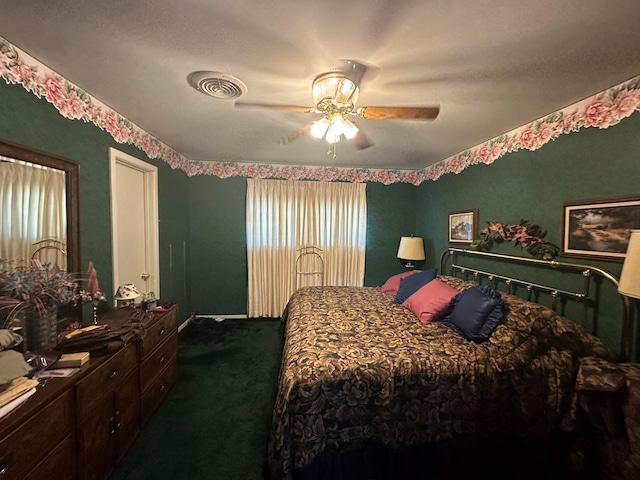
[188, 176, 248, 315]
[0, 82, 191, 321]
[364, 182, 419, 287]
[417, 114, 640, 357]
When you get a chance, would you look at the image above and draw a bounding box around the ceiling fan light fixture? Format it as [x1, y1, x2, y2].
[310, 115, 331, 139]
[319, 113, 359, 144]
[325, 127, 342, 144]
[312, 73, 359, 109]
[325, 113, 344, 143]
[342, 117, 359, 140]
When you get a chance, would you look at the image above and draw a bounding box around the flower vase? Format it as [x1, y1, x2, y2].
[21, 307, 58, 352]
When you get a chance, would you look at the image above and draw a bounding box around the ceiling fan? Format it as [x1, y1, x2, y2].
[234, 60, 440, 153]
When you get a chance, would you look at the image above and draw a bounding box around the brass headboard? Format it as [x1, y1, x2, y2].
[440, 247, 634, 361]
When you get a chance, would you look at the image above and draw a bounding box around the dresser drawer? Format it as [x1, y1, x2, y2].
[27, 434, 75, 480]
[139, 307, 177, 359]
[140, 331, 178, 394]
[141, 357, 177, 425]
[0, 389, 74, 480]
[75, 342, 138, 418]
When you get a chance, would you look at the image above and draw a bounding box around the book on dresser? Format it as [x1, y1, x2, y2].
[0, 377, 39, 408]
[0, 377, 38, 419]
[54, 351, 90, 368]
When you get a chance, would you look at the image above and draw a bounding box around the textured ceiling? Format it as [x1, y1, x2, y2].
[1, 0, 639, 170]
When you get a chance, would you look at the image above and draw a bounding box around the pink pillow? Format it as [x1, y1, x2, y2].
[402, 278, 459, 324]
[378, 271, 418, 296]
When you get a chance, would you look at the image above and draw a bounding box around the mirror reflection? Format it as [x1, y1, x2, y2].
[0, 139, 80, 276]
[0, 155, 68, 267]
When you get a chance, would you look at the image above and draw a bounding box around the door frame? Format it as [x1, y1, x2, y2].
[109, 148, 159, 300]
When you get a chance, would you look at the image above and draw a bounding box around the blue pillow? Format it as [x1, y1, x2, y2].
[440, 285, 503, 341]
[393, 269, 438, 304]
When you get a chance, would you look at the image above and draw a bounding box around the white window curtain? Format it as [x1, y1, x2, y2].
[246, 179, 367, 318]
[0, 157, 67, 265]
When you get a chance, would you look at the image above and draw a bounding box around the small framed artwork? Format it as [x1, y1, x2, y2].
[448, 209, 478, 244]
[562, 194, 640, 262]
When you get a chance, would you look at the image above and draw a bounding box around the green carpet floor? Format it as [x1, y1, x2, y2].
[110, 317, 284, 480]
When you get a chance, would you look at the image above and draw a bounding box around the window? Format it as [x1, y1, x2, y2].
[246, 179, 366, 317]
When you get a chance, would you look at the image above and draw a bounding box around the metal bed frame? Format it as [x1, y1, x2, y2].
[31, 238, 67, 267]
[294, 245, 324, 291]
[440, 247, 634, 361]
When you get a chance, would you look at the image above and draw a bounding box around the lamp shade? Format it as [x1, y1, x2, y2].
[114, 283, 140, 300]
[397, 237, 425, 261]
[618, 230, 640, 299]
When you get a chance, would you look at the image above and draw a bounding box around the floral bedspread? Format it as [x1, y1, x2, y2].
[267, 277, 611, 480]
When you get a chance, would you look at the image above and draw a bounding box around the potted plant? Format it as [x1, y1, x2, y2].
[0, 259, 83, 351]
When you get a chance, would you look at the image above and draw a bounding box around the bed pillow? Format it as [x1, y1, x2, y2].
[440, 285, 504, 341]
[402, 278, 459, 323]
[394, 268, 438, 304]
[377, 270, 419, 296]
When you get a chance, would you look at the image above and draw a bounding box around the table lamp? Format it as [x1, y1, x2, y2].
[619, 230, 640, 299]
[114, 283, 140, 307]
[397, 236, 425, 269]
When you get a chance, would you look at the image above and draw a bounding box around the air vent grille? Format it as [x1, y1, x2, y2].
[187, 71, 247, 100]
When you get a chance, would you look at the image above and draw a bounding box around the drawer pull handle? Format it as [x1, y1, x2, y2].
[159, 355, 165, 364]
[159, 327, 166, 336]
[0, 466, 8, 476]
[110, 370, 118, 379]
[160, 384, 165, 392]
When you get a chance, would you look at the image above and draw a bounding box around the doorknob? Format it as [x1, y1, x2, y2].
[141, 273, 150, 281]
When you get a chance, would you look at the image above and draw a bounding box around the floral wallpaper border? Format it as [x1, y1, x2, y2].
[1, 36, 639, 186]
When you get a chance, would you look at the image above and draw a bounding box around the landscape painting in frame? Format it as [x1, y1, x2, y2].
[448, 209, 478, 244]
[562, 195, 640, 262]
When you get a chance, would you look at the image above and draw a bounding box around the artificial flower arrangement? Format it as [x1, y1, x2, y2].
[472, 220, 560, 260]
[0, 258, 80, 326]
[0, 259, 106, 348]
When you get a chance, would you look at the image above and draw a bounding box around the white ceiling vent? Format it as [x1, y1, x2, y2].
[187, 71, 247, 100]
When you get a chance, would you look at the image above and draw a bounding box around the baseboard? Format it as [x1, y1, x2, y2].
[193, 314, 248, 322]
[178, 315, 192, 333]
[179, 314, 254, 331]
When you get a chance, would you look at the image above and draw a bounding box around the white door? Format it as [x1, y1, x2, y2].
[109, 148, 159, 303]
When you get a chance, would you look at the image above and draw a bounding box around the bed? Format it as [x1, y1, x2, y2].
[267, 249, 635, 480]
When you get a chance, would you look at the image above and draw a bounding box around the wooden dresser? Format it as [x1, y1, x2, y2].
[139, 305, 178, 426]
[0, 304, 178, 480]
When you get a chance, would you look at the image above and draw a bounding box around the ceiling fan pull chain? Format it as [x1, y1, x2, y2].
[327, 142, 337, 158]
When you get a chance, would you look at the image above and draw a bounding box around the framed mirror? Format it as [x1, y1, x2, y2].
[0, 138, 80, 276]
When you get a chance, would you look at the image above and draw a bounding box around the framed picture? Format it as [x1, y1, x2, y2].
[562, 194, 640, 262]
[448, 209, 478, 244]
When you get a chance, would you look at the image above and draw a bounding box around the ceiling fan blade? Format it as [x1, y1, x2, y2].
[235, 102, 316, 114]
[353, 128, 374, 150]
[278, 123, 312, 145]
[356, 106, 440, 120]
